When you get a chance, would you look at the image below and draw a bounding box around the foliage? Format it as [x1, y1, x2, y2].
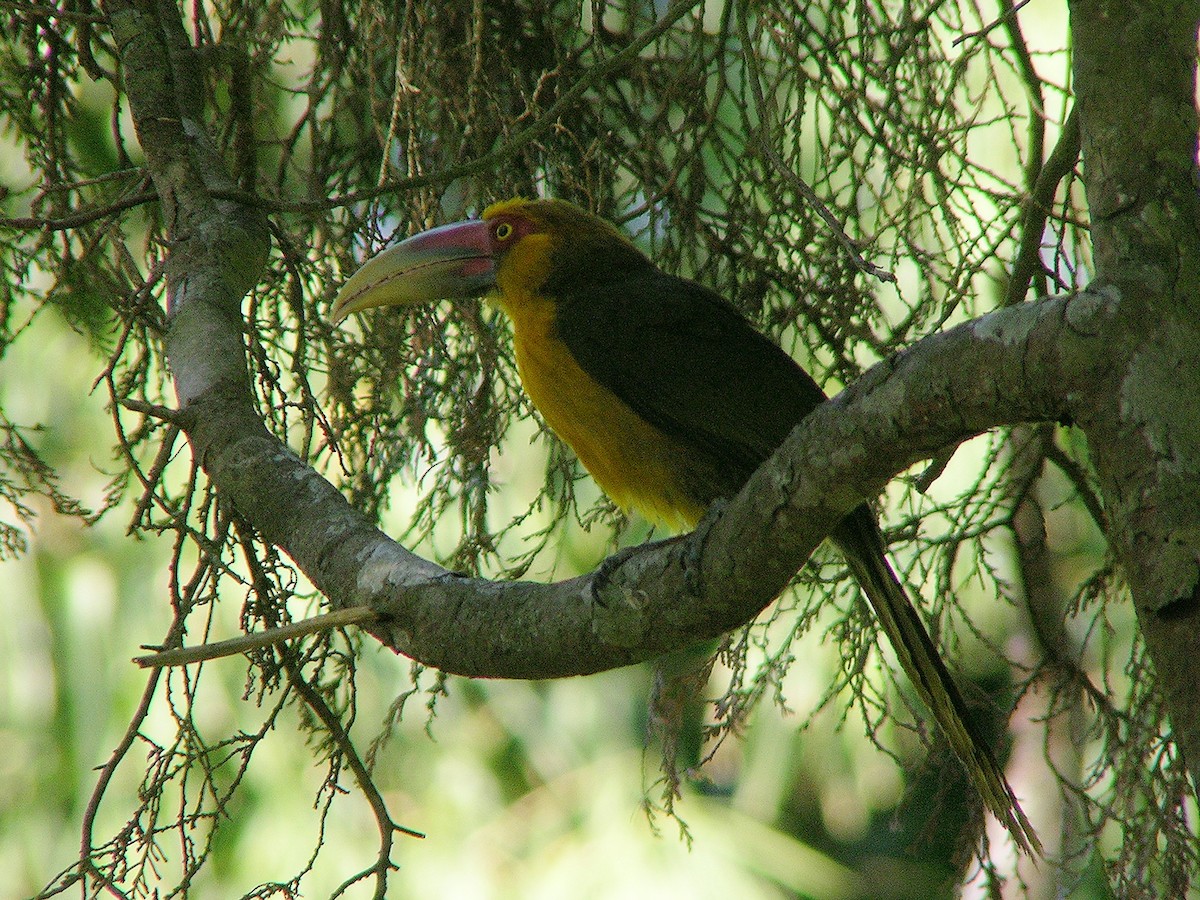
[0, 1, 1185, 897]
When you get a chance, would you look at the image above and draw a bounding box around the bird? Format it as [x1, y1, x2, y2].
[330, 197, 1040, 854]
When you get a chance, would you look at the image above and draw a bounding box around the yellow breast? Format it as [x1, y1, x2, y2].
[491, 284, 704, 531]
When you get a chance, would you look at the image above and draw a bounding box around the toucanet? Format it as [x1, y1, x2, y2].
[331, 197, 1039, 853]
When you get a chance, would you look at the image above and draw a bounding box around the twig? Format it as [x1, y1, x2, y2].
[952, 0, 1034, 47]
[1005, 107, 1081, 306]
[117, 397, 185, 423]
[133, 605, 380, 668]
[735, 10, 895, 284]
[1045, 437, 1107, 532]
[212, 0, 704, 216]
[0, 191, 159, 231]
[914, 443, 961, 493]
[9, 3, 109, 23]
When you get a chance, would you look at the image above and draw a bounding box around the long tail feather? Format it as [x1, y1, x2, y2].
[833, 506, 1042, 856]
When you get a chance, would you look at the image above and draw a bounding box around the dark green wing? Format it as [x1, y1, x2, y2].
[555, 265, 1042, 853]
[553, 266, 828, 496]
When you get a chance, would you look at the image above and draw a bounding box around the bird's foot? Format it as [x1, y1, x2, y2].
[682, 498, 727, 597]
[589, 496, 726, 608]
[590, 543, 645, 602]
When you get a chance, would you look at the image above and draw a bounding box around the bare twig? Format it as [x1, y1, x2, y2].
[1005, 108, 1081, 306]
[952, 0, 1034, 47]
[0, 191, 159, 231]
[735, 9, 895, 284]
[133, 606, 380, 668]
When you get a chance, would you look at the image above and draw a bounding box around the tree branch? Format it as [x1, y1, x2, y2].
[132, 605, 379, 668]
[178, 280, 1118, 680]
[110, 0, 1118, 683]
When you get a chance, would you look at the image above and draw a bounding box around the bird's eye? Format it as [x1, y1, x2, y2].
[494, 221, 514, 242]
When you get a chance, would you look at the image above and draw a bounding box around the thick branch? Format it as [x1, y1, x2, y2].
[111, 0, 1117, 683]
[180, 283, 1116, 680]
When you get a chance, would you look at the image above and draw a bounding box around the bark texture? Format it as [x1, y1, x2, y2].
[1070, 0, 1200, 782]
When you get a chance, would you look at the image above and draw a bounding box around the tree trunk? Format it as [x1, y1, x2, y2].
[1070, 0, 1200, 783]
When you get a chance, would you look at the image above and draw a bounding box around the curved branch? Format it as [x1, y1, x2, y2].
[180, 283, 1118, 680]
[109, 0, 1120, 683]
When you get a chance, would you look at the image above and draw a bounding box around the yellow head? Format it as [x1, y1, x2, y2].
[329, 198, 645, 322]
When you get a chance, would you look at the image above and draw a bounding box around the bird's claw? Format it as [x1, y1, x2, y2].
[590, 496, 726, 603]
[682, 497, 726, 596]
[590, 543, 644, 604]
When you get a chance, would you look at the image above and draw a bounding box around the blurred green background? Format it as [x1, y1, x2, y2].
[0, 2, 1140, 897]
[0, 300, 1118, 899]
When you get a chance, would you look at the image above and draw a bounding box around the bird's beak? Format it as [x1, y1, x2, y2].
[330, 219, 496, 323]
